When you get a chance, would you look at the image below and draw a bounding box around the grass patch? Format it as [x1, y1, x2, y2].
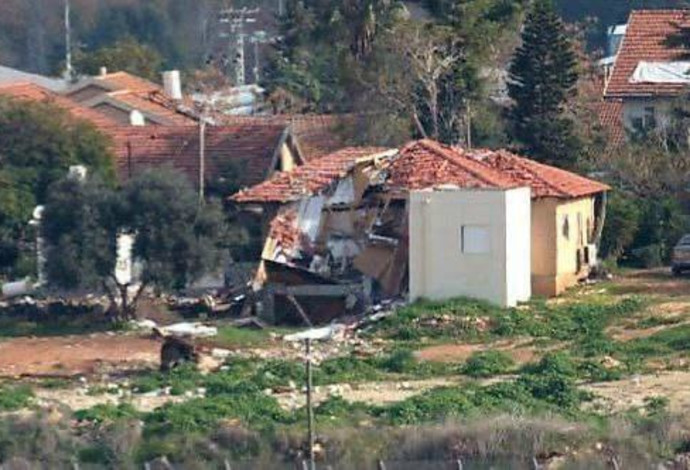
[0, 385, 33, 411]
[74, 403, 140, 424]
[461, 351, 515, 378]
[370, 297, 645, 349]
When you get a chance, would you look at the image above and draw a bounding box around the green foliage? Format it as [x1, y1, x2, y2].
[42, 167, 228, 319]
[518, 352, 584, 409]
[0, 97, 114, 276]
[145, 393, 295, 435]
[372, 296, 644, 349]
[74, 37, 163, 81]
[462, 350, 515, 378]
[0, 385, 33, 411]
[74, 403, 140, 424]
[507, 0, 580, 166]
[600, 191, 641, 260]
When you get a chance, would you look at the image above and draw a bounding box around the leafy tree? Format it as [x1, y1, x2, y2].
[74, 37, 163, 81]
[0, 97, 114, 277]
[42, 167, 228, 321]
[507, 0, 580, 167]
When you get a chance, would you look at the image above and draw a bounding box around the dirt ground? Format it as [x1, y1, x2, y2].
[612, 268, 690, 297]
[416, 338, 539, 365]
[584, 370, 690, 413]
[0, 334, 160, 377]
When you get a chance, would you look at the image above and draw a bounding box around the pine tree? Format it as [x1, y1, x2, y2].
[508, 0, 579, 167]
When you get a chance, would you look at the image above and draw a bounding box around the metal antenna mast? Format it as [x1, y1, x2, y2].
[64, 0, 73, 79]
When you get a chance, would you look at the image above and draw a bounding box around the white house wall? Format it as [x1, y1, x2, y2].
[409, 187, 531, 307]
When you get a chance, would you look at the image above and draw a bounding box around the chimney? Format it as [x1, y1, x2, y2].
[99, 66, 108, 77]
[162, 70, 183, 100]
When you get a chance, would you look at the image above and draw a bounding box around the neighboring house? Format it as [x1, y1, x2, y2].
[0, 82, 118, 129]
[109, 124, 303, 192]
[220, 114, 364, 162]
[601, 10, 690, 144]
[231, 139, 609, 322]
[0, 65, 68, 92]
[64, 70, 199, 126]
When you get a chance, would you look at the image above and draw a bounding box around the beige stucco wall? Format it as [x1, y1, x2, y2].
[409, 187, 531, 307]
[531, 196, 597, 297]
[279, 143, 297, 172]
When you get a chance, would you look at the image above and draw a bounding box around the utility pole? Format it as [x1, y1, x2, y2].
[218, 7, 260, 86]
[305, 338, 315, 470]
[64, 0, 72, 79]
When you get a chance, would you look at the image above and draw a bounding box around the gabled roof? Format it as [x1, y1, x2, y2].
[0, 65, 67, 92]
[0, 82, 118, 128]
[605, 10, 690, 97]
[232, 139, 609, 204]
[232, 147, 391, 203]
[220, 114, 361, 161]
[68, 71, 161, 96]
[386, 140, 518, 193]
[474, 151, 611, 199]
[67, 71, 199, 125]
[110, 125, 290, 188]
[395, 140, 609, 199]
[84, 91, 197, 125]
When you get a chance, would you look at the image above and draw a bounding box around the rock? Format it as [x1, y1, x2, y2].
[601, 356, 622, 369]
[147, 456, 174, 470]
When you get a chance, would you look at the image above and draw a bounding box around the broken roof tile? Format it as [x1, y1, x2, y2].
[232, 146, 390, 203]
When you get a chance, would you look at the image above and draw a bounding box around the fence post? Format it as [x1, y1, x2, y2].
[456, 458, 463, 470]
[377, 460, 386, 470]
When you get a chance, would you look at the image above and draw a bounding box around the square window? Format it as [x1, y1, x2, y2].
[460, 225, 490, 254]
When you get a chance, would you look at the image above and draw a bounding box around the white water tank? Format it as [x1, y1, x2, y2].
[162, 70, 183, 100]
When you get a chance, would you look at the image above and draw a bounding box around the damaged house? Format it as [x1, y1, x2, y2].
[231, 140, 609, 323]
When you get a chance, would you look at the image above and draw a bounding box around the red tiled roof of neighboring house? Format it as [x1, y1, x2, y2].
[110, 124, 288, 188]
[95, 71, 161, 94]
[387, 140, 518, 193]
[103, 90, 197, 125]
[0, 82, 118, 128]
[597, 99, 626, 149]
[605, 10, 690, 97]
[475, 151, 611, 198]
[232, 146, 389, 203]
[221, 114, 361, 161]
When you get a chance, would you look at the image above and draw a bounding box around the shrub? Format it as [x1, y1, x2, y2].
[0, 385, 33, 411]
[74, 403, 140, 424]
[462, 351, 515, 378]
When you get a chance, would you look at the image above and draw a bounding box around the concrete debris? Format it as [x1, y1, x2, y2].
[159, 322, 218, 338]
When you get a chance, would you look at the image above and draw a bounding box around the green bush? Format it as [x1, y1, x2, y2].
[0, 385, 33, 411]
[630, 244, 663, 268]
[518, 353, 583, 409]
[74, 403, 140, 424]
[462, 350, 515, 378]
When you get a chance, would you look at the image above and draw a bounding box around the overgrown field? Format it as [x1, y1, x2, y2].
[2, 270, 690, 468]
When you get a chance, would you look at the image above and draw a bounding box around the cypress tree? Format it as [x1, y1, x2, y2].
[508, 0, 579, 167]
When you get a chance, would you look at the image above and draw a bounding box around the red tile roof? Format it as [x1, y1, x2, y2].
[233, 139, 609, 203]
[232, 147, 389, 203]
[95, 71, 161, 94]
[0, 82, 118, 128]
[606, 10, 690, 97]
[221, 114, 360, 161]
[386, 140, 518, 193]
[597, 99, 626, 149]
[110, 125, 288, 188]
[103, 90, 197, 125]
[474, 151, 611, 198]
